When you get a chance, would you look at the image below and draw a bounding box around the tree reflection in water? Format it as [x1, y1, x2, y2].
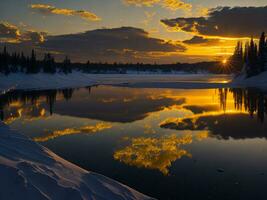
[1, 87, 267, 123]
[0, 87, 89, 122]
[219, 88, 267, 122]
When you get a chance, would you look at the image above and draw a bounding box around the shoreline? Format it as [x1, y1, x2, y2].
[0, 72, 233, 93]
[1, 71, 267, 95]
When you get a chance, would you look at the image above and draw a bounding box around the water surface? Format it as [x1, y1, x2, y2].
[1, 85, 267, 200]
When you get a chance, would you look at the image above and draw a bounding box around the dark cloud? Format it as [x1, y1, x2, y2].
[0, 24, 187, 63]
[161, 6, 267, 38]
[40, 27, 186, 62]
[183, 36, 220, 45]
[23, 31, 47, 43]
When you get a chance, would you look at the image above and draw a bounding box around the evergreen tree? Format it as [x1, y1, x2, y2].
[10, 52, 19, 72]
[258, 32, 267, 72]
[243, 42, 249, 64]
[230, 41, 243, 72]
[246, 37, 259, 77]
[43, 53, 56, 73]
[27, 49, 39, 73]
[2, 46, 10, 74]
[0, 48, 3, 73]
[61, 56, 72, 74]
[20, 52, 27, 72]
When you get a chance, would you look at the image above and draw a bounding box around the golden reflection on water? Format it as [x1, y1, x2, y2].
[144, 124, 156, 134]
[114, 133, 208, 175]
[111, 89, 246, 174]
[34, 122, 112, 142]
[1, 87, 244, 126]
[195, 131, 209, 141]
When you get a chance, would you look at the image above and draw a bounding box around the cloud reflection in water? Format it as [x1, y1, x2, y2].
[34, 122, 112, 142]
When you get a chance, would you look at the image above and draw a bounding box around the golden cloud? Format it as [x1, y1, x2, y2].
[114, 134, 192, 175]
[0, 22, 21, 42]
[161, 0, 192, 11]
[142, 11, 156, 26]
[30, 4, 101, 22]
[0, 21, 47, 43]
[123, 0, 160, 7]
[123, 0, 192, 11]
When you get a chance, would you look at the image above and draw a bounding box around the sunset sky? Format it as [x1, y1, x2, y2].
[1, 0, 267, 63]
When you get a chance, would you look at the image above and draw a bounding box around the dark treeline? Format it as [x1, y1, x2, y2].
[230, 32, 267, 77]
[0, 46, 228, 74]
[231, 88, 267, 122]
[0, 47, 72, 74]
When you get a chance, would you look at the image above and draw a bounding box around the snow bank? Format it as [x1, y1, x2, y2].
[0, 72, 232, 93]
[0, 72, 97, 93]
[0, 123, 154, 200]
[232, 71, 267, 88]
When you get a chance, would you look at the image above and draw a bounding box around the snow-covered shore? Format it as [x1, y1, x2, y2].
[0, 72, 232, 93]
[2, 71, 267, 95]
[231, 71, 267, 89]
[0, 72, 96, 93]
[0, 123, 154, 200]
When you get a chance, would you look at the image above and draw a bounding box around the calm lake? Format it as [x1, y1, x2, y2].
[1, 84, 267, 200]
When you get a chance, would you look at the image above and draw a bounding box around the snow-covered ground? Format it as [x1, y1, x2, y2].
[0, 72, 96, 93]
[2, 71, 267, 94]
[232, 71, 267, 89]
[0, 72, 233, 93]
[0, 123, 154, 200]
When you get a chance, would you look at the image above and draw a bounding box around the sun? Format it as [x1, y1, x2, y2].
[222, 58, 228, 65]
